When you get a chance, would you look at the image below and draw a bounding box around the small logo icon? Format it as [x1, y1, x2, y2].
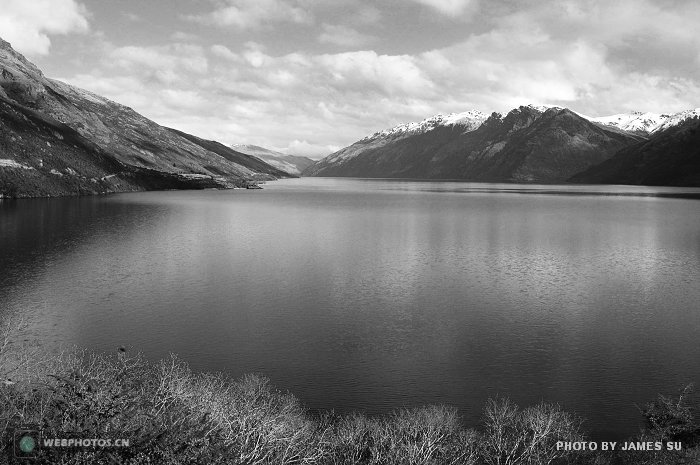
[13, 427, 40, 459]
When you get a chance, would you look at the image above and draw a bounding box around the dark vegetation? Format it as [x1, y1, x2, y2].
[1, 323, 698, 465]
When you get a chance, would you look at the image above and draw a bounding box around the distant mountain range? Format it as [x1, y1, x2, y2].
[0, 37, 290, 198]
[304, 105, 700, 186]
[231, 144, 315, 176]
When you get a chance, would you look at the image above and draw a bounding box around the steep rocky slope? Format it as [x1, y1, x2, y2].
[0, 37, 287, 198]
[305, 106, 644, 183]
[570, 117, 700, 187]
[0, 96, 221, 198]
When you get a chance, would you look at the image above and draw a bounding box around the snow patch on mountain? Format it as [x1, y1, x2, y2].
[526, 104, 564, 113]
[364, 110, 487, 140]
[588, 111, 669, 133]
[653, 108, 700, 132]
[587, 109, 700, 133]
[0, 159, 34, 170]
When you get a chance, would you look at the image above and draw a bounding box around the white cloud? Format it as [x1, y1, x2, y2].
[60, 42, 442, 155]
[242, 42, 270, 68]
[410, 0, 477, 17]
[282, 140, 339, 158]
[353, 6, 382, 25]
[319, 51, 435, 96]
[210, 44, 240, 62]
[110, 44, 209, 77]
[0, 0, 89, 55]
[318, 24, 374, 47]
[318, 101, 334, 119]
[123, 12, 141, 22]
[53, 0, 700, 156]
[171, 31, 200, 42]
[186, 0, 313, 29]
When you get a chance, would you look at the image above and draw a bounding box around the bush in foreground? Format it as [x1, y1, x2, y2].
[0, 345, 698, 464]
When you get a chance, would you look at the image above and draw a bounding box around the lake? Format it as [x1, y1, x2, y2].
[1, 178, 700, 440]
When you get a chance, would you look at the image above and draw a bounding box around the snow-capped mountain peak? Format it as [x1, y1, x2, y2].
[653, 108, 700, 132]
[587, 108, 699, 133]
[525, 104, 564, 113]
[588, 111, 668, 133]
[365, 110, 487, 140]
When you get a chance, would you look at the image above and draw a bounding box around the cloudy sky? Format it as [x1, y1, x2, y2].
[2, 0, 699, 157]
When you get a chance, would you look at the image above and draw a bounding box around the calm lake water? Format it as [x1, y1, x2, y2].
[2, 178, 700, 439]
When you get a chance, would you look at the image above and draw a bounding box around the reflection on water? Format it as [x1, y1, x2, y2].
[1, 178, 700, 440]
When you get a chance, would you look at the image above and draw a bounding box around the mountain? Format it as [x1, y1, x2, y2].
[569, 117, 700, 187]
[0, 37, 288, 198]
[166, 131, 289, 178]
[586, 109, 700, 134]
[231, 144, 315, 176]
[652, 109, 700, 133]
[364, 110, 487, 139]
[303, 110, 487, 178]
[587, 111, 670, 134]
[304, 106, 645, 183]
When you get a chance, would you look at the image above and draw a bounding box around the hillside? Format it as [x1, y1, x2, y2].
[166, 131, 290, 178]
[231, 144, 315, 176]
[0, 37, 288, 198]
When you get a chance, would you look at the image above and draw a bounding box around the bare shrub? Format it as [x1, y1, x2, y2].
[144, 357, 328, 464]
[642, 384, 696, 440]
[325, 412, 377, 464]
[618, 384, 700, 465]
[374, 405, 479, 465]
[480, 397, 584, 465]
[322, 406, 479, 465]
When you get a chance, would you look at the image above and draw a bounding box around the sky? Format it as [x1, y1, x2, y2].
[1, 0, 699, 158]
